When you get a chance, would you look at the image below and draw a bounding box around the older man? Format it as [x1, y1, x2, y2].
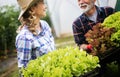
[72, 0, 114, 50]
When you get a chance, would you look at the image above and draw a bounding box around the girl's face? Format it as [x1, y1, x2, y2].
[32, 2, 47, 18]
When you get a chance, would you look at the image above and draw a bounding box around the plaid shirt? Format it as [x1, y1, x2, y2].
[72, 6, 114, 46]
[16, 20, 55, 67]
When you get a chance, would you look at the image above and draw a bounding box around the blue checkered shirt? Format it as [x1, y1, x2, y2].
[72, 6, 115, 46]
[16, 20, 55, 67]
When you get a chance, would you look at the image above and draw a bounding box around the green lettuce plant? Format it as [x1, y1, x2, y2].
[22, 46, 100, 77]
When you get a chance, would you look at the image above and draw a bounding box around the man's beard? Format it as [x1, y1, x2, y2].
[79, 2, 94, 13]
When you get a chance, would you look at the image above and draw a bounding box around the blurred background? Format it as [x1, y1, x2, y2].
[0, 0, 120, 77]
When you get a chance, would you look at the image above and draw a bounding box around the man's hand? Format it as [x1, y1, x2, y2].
[80, 44, 92, 53]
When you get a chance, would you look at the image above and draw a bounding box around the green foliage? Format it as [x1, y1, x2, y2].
[0, 5, 20, 52]
[22, 46, 100, 77]
[85, 11, 120, 55]
[102, 12, 120, 30]
[85, 23, 116, 54]
[102, 11, 120, 47]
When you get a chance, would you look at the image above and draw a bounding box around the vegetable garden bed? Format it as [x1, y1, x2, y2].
[21, 47, 100, 77]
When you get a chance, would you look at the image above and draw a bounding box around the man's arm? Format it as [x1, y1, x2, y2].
[72, 22, 86, 46]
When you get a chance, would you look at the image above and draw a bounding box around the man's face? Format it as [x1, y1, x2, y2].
[78, 0, 95, 13]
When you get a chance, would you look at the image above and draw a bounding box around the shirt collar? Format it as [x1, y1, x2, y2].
[22, 21, 45, 36]
[38, 21, 45, 36]
[81, 5, 102, 20]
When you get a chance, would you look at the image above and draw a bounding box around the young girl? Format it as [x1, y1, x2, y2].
[16, 0, 55, 76]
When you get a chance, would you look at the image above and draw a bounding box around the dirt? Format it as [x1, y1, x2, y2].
[0, 57, 17, 77]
